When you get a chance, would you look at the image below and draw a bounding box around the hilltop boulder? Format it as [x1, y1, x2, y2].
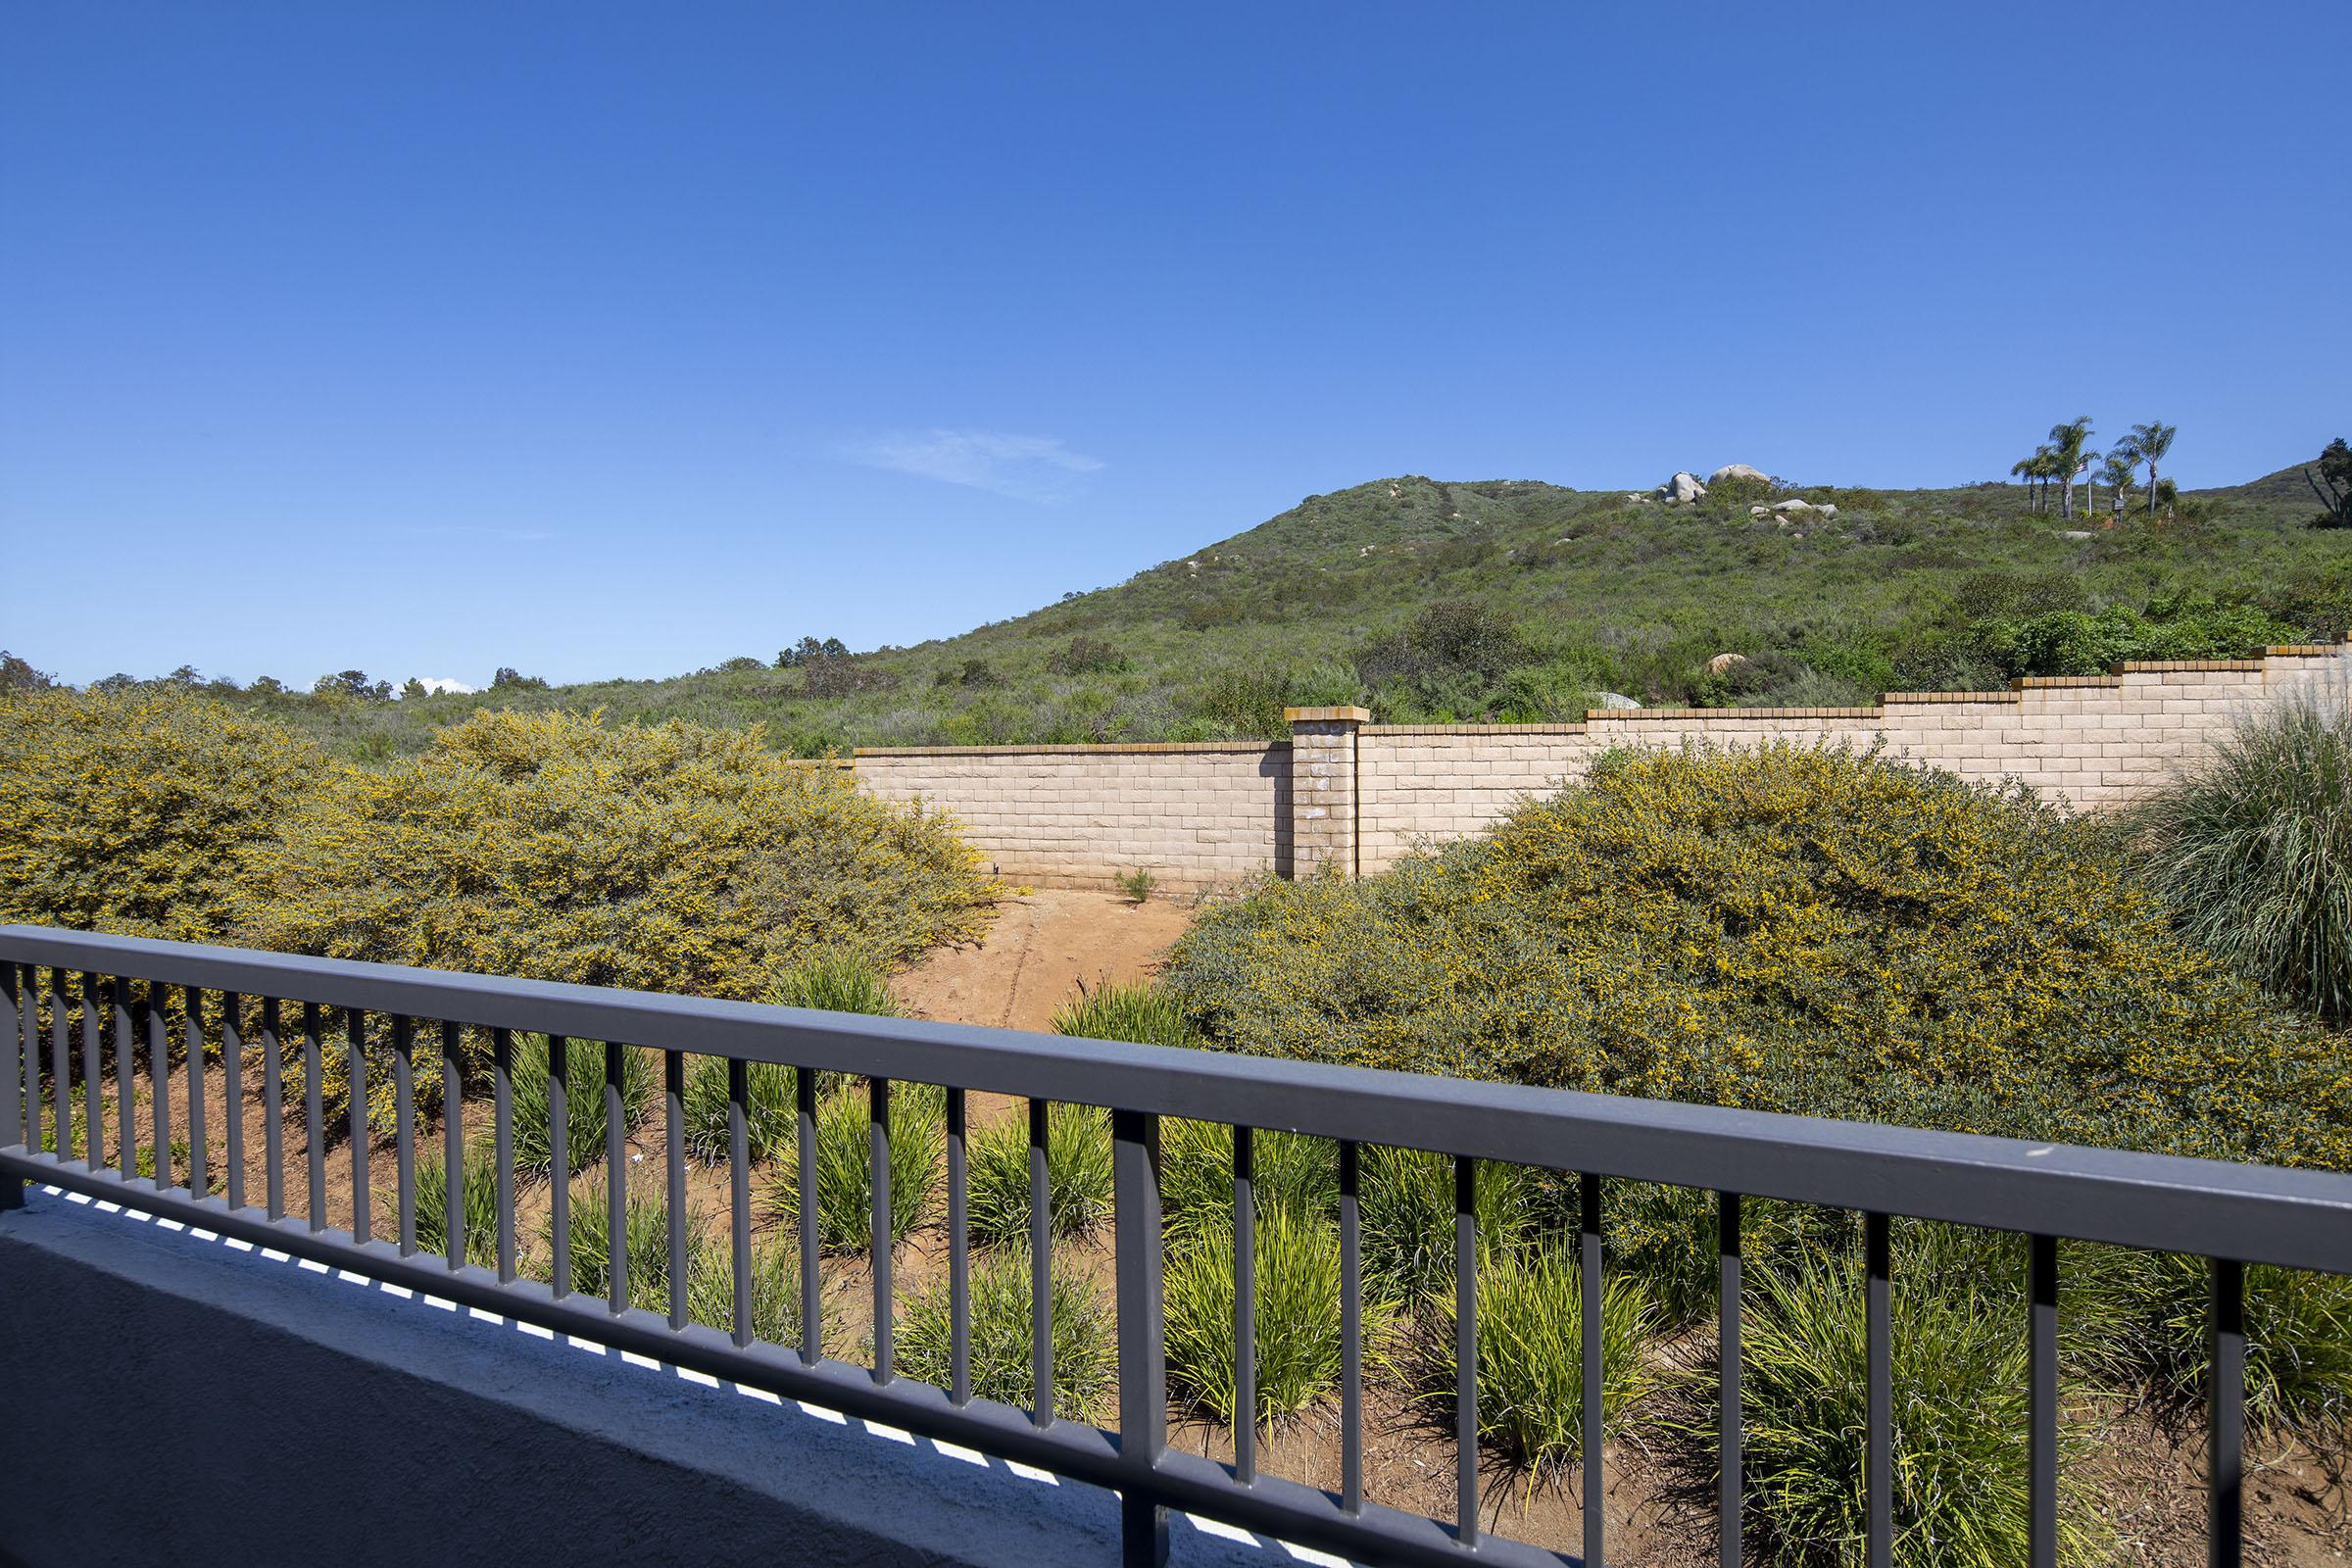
[1709, 464, 1770, 486]
[1659, 472, 1707, 504]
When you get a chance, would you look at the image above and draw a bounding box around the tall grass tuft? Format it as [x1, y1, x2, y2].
[769, 951, 900, 1015]
[1396, 1242, 1658, 1479]
[757, 1078, 944, 1252]
[1051, 979, 1190, 1048]
[547, 1176, 672, 1308]
[965, 1100, 1114, 1245]
[1666, 1237, 2101, 1567]
[2130, 675, 2352, 1019]
[2125, 1252, 2352, 1445]
[400, 1143, 503, 1268]
[899, 1245, 1116, 1420]
[1356, 1146, 1542, 1301]
[505, 1032, 655, 1179]
[679, 1228, 817, 1350]
[1157, 1119, 1336, 1241]
[680, 1058, 797, 1165]
[1164, 1204, 1368, 1428]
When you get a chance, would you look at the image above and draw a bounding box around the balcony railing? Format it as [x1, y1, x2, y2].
[4, 923, 2349, 1568]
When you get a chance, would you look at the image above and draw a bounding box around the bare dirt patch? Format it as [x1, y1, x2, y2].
[893, 886, 1194, 1032]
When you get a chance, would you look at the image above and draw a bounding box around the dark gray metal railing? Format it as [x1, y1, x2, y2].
[3, 925, 2349, 1568]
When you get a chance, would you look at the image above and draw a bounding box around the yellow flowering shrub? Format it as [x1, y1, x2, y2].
[1166, 744, 2352, 1170]
[0, 688, 321, 943]
[242, 708, 999, 998]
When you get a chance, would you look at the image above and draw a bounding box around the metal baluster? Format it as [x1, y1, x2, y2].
[1720, 1193, 1743, 1568]
[1456, 1155, 1479, 1547]
[392, 1016, 416, 1255]
[115, 979, 134, 1179]
[2031, 1234, 2057, 1568]
[182, 986, 206, 1197]
[261, 1000, 283, 1219]
[948, 1086, 970, 1404]
[664, 1050, 685, 1329]
[303, 1003, 324, 1229]
[1233, 1124, 1254, 1477]
[606, 1041, 627, 1314]
[548, 1035, 569, 1298]
[2210, 1258, 2244, 1568]
[20, 964, 38, 1162]
[148, 987, 170, 1189]
[1029, 1097, 1052, 1426]
[50, 967, 70, 1160]
[1339, 1140, 1362, 1514]
[348, 1008, 368, 1242]
[221, 993, 243, 1210]
[493, 1028, 514, 1283]
[797, 1066, 818, 1363]
[442, 1021, 464, 1270]
[871, 1077, 893, 1385]
[729, 1057, 751, 1347]
[1, 966, 22, 1206]
[1113, 1108, 1167, 1568]
[1866, 1211, 1891, 1568]
[1583, 1170, 1604, 1568]
[80, 972, 101, 1167]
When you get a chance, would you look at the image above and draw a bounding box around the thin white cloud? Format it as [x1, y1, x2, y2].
[849, 428, 1104, 503]
[409, 677, 477, 696]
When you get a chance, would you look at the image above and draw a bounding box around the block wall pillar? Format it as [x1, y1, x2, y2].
[1285, 706, 1367, 879]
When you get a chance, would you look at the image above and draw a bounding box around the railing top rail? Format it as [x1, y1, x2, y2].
[6, 922, 2350, 1274]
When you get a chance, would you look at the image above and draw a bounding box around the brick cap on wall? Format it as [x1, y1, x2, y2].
[1284, 706, 1372, 724]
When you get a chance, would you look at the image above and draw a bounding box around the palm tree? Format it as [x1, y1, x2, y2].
[2098, 450, 2136, 520]
[2011, 454, 2040, 513]
[2127, 421, 2177, 517]
[2047, 416, 2094, 522]
[2082, 449, 2101, 518]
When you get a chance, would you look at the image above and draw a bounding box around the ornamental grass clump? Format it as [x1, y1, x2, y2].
[899, 1245, 1116, 1420]
[965, 1101, 1114, 1245]
[757, 1077, 943, 1252]
[1396, 1243, 1659, 1480]
[401, 1143, 503, 1269]
[768, 950, 901, 1015]
[2123, 1252, 2352, 1446]
[549, 1177, 673, 1308]
[1051, 979, 1191, 1049]
[680, 1059, 797, 1165]
[1356, 1146, 1542, 1301]
[1664, 1232, 2101, 1568]
[2128, 676, 2352, 1021]
[1156, 1118, 1336, 1242]
[503, 1032, 656, 1179]
[1163, 743, 2352, 1171]
[1163, 1203, 1366, 1428]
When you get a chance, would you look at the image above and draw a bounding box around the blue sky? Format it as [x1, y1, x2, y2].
[4, 3, 2346, 688]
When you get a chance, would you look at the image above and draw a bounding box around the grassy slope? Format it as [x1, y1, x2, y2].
[250, 462, 2352, 760]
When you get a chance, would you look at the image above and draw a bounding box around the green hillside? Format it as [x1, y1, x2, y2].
[113, 457, 2352, 759]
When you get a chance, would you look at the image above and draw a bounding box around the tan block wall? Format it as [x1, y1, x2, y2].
[852, 741, 1291, 894]
[850, 647, 2345, 890]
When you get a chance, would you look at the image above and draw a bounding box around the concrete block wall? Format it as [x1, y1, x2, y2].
[853, 740, 1291, 893]
[851, 647, 2346, 890]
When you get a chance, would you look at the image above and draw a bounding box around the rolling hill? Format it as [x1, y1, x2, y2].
[191, 455, 2352, 759]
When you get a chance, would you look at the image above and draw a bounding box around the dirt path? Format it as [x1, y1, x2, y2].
[894, 887, 1194, 1031]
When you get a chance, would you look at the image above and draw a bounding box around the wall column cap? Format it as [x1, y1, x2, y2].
[1284, 706, 1371, 725]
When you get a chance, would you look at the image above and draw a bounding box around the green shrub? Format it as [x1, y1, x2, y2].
[768, 950, 901, 1015]
[506, 1032, 656, 1180]
[680, 1058, 797, 1165]
[1163, 745, 2352, 1170]
[1971, 601, 2297, 679]
[757, 1079, 943, 1252]
[2129, 678, 2352, 1019]
[241, 709, 998, 998]
[0, 688, 320, 943]
[898, 1245, 1116, 1420]
[1164, 1204, 1365, 1427]
[1050, 980, 1190, 1048]
[966, 1101, 1113, 1245]
[1157, 1119, 1336, 1241]
[1674, 1243, 2101, 1568]
[1396, 1243, 1658, 1478]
